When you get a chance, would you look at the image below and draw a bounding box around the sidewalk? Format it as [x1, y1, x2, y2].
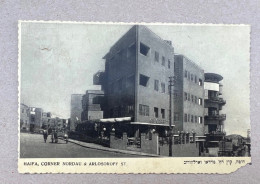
[60, 138, 160, 157]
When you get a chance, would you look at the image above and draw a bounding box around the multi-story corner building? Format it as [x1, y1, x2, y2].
[174, 55, 205, 135]
[85, 25, 226, 141]
[204, 73, 226, 133]
[70, 94, 84, 130]
[102, 25, 174, 125]
[20, 103, 30, 131]
[81, 90, 104, 121]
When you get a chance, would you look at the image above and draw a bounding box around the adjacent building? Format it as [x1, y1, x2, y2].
[20, 103, 30, 131]
[204, 73, 226, 133]
[174, 55, 205, 135]
[81, 90, 104, 121]
[42, 112, 52, 127]
[29, 107, 43, 131]
[70, 94, 84, 130]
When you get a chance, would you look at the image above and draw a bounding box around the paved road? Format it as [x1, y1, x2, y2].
[20, 133, 143, 158]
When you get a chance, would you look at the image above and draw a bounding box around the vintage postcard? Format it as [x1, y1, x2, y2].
[18, 21, 251, 173]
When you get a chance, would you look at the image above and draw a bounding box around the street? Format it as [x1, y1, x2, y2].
[20, 133, 144, 158]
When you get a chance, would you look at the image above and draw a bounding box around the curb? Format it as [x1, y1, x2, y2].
[59, 138, 160, 157]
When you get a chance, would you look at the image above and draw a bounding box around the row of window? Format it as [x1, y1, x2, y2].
[184, 70, 203, 86]
[184, 92, 203, 105]
[139, 105, 203, 124]
[109, 105, 134, 117]
[184, 114, 203, 124]
[140, 42, 171, 69]
[139, 74, 167, 93]
[139, 104, 166, 119]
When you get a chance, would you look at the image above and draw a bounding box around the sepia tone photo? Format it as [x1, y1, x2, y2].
[18, 21, 251, 173]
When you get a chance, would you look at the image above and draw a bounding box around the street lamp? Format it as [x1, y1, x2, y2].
[169, 76, 177, 157]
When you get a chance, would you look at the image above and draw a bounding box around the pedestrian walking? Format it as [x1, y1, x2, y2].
[43, 129, 48, 143]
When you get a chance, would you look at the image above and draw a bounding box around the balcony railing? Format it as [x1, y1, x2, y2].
[205, 114, 226, 121]
[206, 97, 226, 104]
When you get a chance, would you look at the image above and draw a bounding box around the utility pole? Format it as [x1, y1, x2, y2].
[169, 76, 176, 157]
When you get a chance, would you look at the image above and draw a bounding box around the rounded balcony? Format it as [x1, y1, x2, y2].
[205, 73, 223, 83]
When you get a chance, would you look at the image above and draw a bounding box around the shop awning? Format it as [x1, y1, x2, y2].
[130, 122, 174, 127]
[99, 117, 132, 123]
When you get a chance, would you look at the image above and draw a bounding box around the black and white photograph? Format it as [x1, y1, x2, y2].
[19, 22, 250, 163]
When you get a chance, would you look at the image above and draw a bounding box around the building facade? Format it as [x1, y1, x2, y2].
[70, 94, 84, 130]
[174, 55, 205, 135]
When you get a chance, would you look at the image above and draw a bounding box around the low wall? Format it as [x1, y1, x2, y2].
[140, 133, 158, 155]
[110, 132, 127, 150]
[69, 131, 110, 147]
[159, 142, 200, 157]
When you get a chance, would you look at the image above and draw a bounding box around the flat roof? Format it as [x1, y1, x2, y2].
[205, 73, 223, 82]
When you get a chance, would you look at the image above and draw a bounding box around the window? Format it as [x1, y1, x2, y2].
[162, 56, 165, 66]
[127, 105, 134, 114]
[139, 74, 149, 87]
[140, 42, 150, 56]
[195, 96, 197, 104]
[154, 80, 159, 91]
[174, 62, 177, 72]
[191, 95, 194, 102]
[168, 59, 171, 68]
[199, 79, 203, 86]
[188, 114, 190, 122]
[161, 82, 165, 93]
[22, 109, 24, 113]
[188, 72, 190, 80]
[191, 115, 193, 123]
[198, 116, 203, 124]
[184, 114, 188, 122]
[195, 116, 198, 123]
[191, 74, 193, 81]
[185, 70, 188, 78]
[188, 93, 190, 101]
[154, 107, 159, 118]
[198, 98, 203, 105]
[161, 109, 165, 119]
[194, 75, 197, 83]
[127, 43, 136, 59]
[154, 51, 159, 62]
[174, 113, 179, 121]
[184, 92, 188, 101]
[139, 104, 149, 116]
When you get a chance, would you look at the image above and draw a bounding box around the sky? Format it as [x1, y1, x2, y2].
[20, 22, 250, 136]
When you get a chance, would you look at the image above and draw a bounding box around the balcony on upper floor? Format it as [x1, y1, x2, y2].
[205, 114, 226, 121]
[206, 97, 226, 105]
